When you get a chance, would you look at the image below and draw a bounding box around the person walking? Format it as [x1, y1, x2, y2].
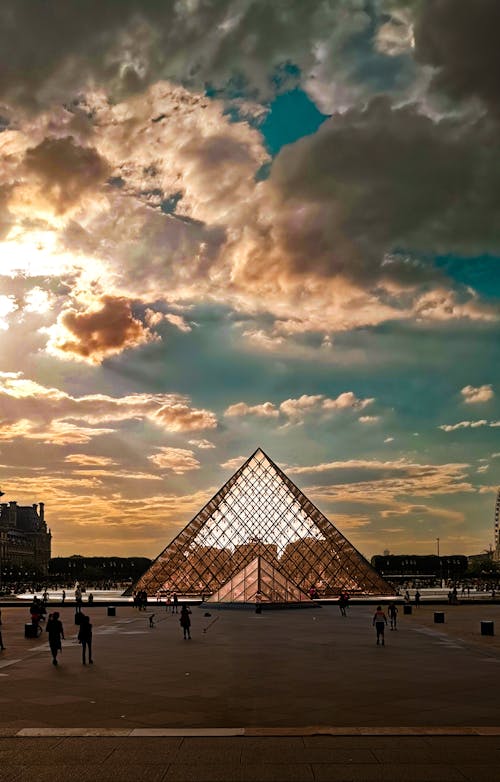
[373, 605, 387, 646]
[179, 604, 191, 640]
[388, 603, 398, 630]
[77, 614, 93, 665]
[46, 611, 64, 665]
[415, 590, 421, 608]
[339, 591, 349, 617]
[172, 593, 179, 614]
[61, 589, 66, 604]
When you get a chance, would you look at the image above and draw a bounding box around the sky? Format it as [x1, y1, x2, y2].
[0, 0, 499, 560]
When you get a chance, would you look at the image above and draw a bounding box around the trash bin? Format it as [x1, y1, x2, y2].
[481, 620, 494, 636]
[403, 604, 412, 615]
[107, 606, 116, 617]
[434, 612, 445, 623]
[24, 623, 37, 638]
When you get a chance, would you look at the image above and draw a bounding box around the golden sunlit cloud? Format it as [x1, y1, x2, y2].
[147, 446, 200, 474]
[0, 373, 218, 441]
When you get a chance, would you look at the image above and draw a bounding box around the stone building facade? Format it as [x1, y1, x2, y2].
[0, 501, 51, 576]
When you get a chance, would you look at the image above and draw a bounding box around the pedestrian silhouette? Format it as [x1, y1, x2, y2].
[77, 614, 93, 665]
[388, 603, 398, 630]
[179, 604, 191, 639]
[373, 605, 387, 646]
[46, 611, 64, 665]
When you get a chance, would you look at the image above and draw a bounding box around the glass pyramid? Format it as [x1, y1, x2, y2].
[128, 448, 394, 599]
[207, 555, 311, 603]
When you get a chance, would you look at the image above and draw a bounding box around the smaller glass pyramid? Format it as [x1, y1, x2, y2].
[207, 555, 311, 603]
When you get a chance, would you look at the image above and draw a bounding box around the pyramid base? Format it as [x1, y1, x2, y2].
[200, 600, 317, 611]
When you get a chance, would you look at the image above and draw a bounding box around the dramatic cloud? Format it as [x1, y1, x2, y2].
[24, 137, 111, 214]
[46, 295, 155, 364]
[155, 404, 217, 432]
[295, 457, 474, 498]
[148, 447, 200, 474]
[224, 392, 374, 425]
[0, 373, 218, 442]
[414, 0, 500, 114]
[461, 384, 494, 404]
[0, 1, 410, 113]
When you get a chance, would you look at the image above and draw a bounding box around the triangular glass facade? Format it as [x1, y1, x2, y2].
[128, 448, 394, 598]
[208, 556, 311, 603]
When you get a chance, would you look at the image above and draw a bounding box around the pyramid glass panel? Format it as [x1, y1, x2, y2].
[128, 448, 394, 599]
[208, 556, 311, 603]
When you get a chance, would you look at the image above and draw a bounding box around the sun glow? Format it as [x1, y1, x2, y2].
[0, 229, 107, 285]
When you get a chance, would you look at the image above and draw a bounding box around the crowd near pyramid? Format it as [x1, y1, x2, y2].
[127, 448, 394, 601]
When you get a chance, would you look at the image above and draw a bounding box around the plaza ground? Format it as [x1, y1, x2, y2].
[1, 602, 500, 780]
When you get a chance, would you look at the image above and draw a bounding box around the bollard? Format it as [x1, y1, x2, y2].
[403, 604, 412, 615]
[481, 620, 494, 636]
[434, 612, 445, 624]
[107, 606, 116, 617]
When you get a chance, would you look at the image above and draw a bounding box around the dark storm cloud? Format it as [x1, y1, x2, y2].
[0, 0, 405, 112]
[24, 137, 111, 212]
[414, 0, 500, 115]
[267, 97, 500, 285]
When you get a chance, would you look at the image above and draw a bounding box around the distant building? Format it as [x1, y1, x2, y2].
[371, 554, 468, 583]
[0, 501, 51, 577]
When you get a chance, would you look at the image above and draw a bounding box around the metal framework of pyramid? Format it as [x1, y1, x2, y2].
[128, 448, 394, 599]
[207, 555, 311, 604]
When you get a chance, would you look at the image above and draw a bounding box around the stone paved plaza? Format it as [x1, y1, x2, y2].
[1, 602, 500, 780]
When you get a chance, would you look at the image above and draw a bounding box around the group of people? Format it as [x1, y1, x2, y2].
[44, 611, 93, 666]
[133, 590, 149, 610]
[165, 593, 179, 613]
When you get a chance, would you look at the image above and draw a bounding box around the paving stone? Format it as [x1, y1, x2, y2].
[164, 764, 243, 781]
[173, 748, 242, 764]
[241, 764, 315, 781]
[312, 764, 385, 781]
[313, 764, 466, 781]
[458, 765, 500, 782]
[241, 746, 376, 764]
[0, 737, 62, 751]
[11, 747, 115, 765]
[62, 735, 182, 755]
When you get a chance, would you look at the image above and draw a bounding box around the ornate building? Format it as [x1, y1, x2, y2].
[0, 501, 51, 576]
